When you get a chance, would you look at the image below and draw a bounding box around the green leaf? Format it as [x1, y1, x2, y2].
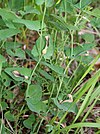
[82, 33, 94, 43]
[23, 114, 35, 129]
[15, 48, 26, 59]
[26, 85, 46, 113]
[4, 67, 32, 82]
[90, 18, 100, 28]
[4, 42, 26, 58]
[0, 54, 6, 75]
[26, 99, 46, 114]
[43, 62, 64, 75]
[1, 72, 11, 87]
[13, 19, 46, 31]
[26, 85, 42, 103]
[49, 14, 78, 31]
[8, 0, 24, 11]
[0, 101, 8, 110]
[28, 114, 35, 122]
[74, 0, 92, 9]
[64, 43, 96, 57]
[45, 0, 54, 7]
[0, 28, 20, 41]
[3, 18, 16, 28]
[0, 18, 6, 27]
[0, 8, 19, 20]
[49, 21, 68, 31]
[31, 36, 45, 57]
[23, 119, 33, 129]
[76, 55, 93, 65]
[19, 6, 41, 16]
[4, 111, 15, 122]
[56, 0, 75, 14]
[0, 54, 6, 63]
[52, 98, 78, 114]
[35, 0, 45, 5]
[38, 69, 54, 82]
[4, 91, 14, 100]
[74, 43, 96, 55]
[90, 8, 100, 18]
[43, 36, 54, 59]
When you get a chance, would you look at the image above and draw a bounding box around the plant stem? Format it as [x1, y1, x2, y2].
[27, 55, 43, 89]
[39, 2, 46, 56]
[70, 30, 74, 57]
[56, 59, 74, 98]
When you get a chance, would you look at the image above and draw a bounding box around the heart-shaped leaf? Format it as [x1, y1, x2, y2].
[26, 84, 46, 113]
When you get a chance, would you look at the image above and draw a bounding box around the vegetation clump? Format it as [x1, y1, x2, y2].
[0, 0, 100, 133]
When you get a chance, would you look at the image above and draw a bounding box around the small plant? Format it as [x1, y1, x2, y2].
[0, 0, 100, 133]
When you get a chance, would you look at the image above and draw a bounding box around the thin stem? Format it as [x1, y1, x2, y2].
[66, 63, 80, 91]
[56, 59, 74, 98]
[36, 118, 44, 133]
[2, 81, 23, 97]
[93, 26, 100, 37]
[36, 110, 49, 133]
[50, 83, 56, 98]
[0, 106, 4, 134]
[70, 30, 74, 57]
[0, 40, 5, 49]
[6, 119, 15, 133]
[39, 2, 46, 55]
[27, 55, 43, 89]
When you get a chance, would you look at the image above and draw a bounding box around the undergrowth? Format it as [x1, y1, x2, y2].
[0, 0, 100, 134]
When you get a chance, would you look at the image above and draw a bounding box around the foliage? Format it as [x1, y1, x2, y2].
[0, 0, 100, 133]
